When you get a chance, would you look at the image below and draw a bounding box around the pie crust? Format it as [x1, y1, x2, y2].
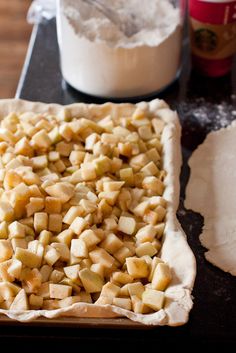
[0, 99, 196, 325]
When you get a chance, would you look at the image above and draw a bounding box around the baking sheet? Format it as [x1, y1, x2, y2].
[7, 18, 236, 342]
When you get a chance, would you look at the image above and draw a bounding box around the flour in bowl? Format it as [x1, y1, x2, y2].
[57, 0, 183, 97]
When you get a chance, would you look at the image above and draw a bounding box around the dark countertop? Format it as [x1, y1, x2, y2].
[4, 18, 236, 350]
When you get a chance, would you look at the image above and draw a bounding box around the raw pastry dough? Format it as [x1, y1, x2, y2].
[185, 121, 236, 275]
[0, 99, 196, 325]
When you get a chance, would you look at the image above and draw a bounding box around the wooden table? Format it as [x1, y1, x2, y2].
[0, 0, 32, 98]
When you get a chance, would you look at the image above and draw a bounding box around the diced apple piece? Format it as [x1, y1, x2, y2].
[0, 201, 14, 222]
[0, 221, 8, 239]
[154, 223, 165, 239]
[89, 247, 115, 268]
[120, 168, 134, 186]
[58, 295, 81, 308]
[38, 230, 52, 246]
[0, 282, 20, 300]
[113, 246, 133, 264]
[23, 268, 42, 293]
[152, 263, 172, 291]
[34, 212, 48, 233]
[119, 284, 129, 297]
[48, 214, 62, 233]
[133, 201, 149, 218]
[95, 296, 113, 305]
[31, 155, 48, 170]
[71, 239, 88, 258]
[44, 245, 60, 266]
[113, 297, 131, 310]
[29, 294, 43, 309]
[142, 288, 165, 311]
[4, 170, 22, 190]
[11, 238, 27, 251]
[93, 156, 111, 176]
[50, 242, 69, 262]
[153, 205, 166, 222]
[127, 282, 144, 299]
[69, 217, 88, 236]
[10, 289, 29, 311]
[98, 199, 112, 216]
[15, 137, 34, 157]
[42, 299, 59, 310]
[142, 176, 164, 196]
[45, 182, 74, 203]
[15, 247, 41, 268]
[27, 240, 44, 260]
[143, 210, 158, 225]
[131, 295, 151, 314]
[79, 229, 101, 249]
[57, 229, 74, 246]
[100, 233, 123, 254]
[103, 181, 124, 192]
[40, 265, 53, 283]
[80, 163, 97, 181]
[136, 242, 157, 257]
[0, 260, 14, 282]
[130, 153, 149, 171]
[50, 269, 64, 284]
[8, 221, 25, 239]
[32, 130, 51, 149]
[0, 240, 13, 262]
[146, 148, 161, 163]
[111, 272, 133, 285]
[98, 191, 119, 206]
[49, 283, 72, 299]
[69, 150, 85, 166]
[126, 257, 149, 278]
[141, 161, 159, 176]
[64, 264, 80, 281]
[26, 197, 44, 217]
[59, 123, 73, 141]
[79, 268, 104, 293]
[148, 257, 164, 282]
[0, 127, 16, 143]
[100, 282, 120, 298]
[103, 218, 117, 231]
[7, 259, 22, 279]
[37, 282, 50, 298]
[118, 216, 136, 235]
[48, 151, 60, 162]
[45, 197, 62, 214]
[63, 206, 83, 225]
[90, 263, 104, 278]
[135, 225, 157, 243]
[56, 141, 73, 157]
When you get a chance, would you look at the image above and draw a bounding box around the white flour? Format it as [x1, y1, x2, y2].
[57, 0, 182, 97]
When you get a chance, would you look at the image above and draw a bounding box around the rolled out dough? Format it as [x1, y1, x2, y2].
[185, 121, 236, 275]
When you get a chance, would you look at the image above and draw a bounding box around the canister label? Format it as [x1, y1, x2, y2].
[189, 0, 236, 60]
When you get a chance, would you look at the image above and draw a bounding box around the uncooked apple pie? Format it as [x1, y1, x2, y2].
[0, 99, 195, 325]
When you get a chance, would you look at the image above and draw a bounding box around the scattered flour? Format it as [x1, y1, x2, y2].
[179, 97, 236, 132]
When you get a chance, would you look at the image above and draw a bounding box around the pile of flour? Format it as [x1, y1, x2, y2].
[61, 0, 180, 48]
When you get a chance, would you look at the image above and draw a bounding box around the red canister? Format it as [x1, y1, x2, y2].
[189, 0, 236, 76]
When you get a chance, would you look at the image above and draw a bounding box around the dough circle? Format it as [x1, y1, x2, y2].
[185, 121, 236, 276]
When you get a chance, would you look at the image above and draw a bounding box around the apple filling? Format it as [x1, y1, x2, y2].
[0, 103, 172, 314]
